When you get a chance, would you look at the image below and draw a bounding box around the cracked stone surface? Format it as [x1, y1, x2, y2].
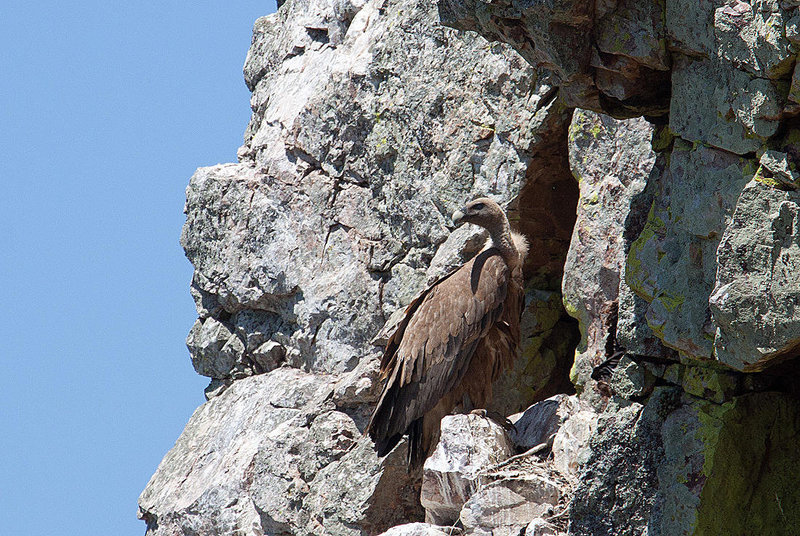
[562, 109, 658, 400]
[710, 180, 800, 371]
[181, 0, 567, 385]
[142, 0, 800, 535]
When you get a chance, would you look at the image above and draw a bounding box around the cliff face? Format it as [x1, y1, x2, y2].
[140, 1, 800, 535]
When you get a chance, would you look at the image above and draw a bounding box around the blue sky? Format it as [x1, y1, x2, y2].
[1, 2, 277, 534]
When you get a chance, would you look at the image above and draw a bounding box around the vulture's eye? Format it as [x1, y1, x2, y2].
[471, 202, 485, 211]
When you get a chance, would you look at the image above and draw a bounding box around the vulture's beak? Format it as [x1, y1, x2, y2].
[452, 209, 465, 226]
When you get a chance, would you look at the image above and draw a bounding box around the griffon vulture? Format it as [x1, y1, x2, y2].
[366, 197, 528, 469]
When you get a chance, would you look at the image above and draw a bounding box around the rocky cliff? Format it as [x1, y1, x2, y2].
[140, 1, 800, 535]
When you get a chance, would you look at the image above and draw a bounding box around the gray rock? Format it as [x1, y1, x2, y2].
[715, 0, 794, 79]
[438, 0, 671, 116]
[377, 523, 461, 536]
[570, 388, 800, 535]
[437, 0, 596, 108]
[653, 391, 800, 535]
[608, 356, 656, 400]
[459, 476, 560, 536]
[710, 180, 800, 370]
[551, 408, 598, 482]
[759, 149, 800, 188]
[670, 56, 782, 155]
[250, 340, 286, 371]
[149, 1, 800, 535]
[185, 316, 243, 379]
[157, 1, 591, 534]
[525, 519, 559, 536]
[421, 414, 514, 525]
[442, 0, 673, 115]
[138, 369, 330, 535]
[665, 0, 716, 56]
[667, 0, 793, 150]
[787, 13, 800, 43]
[563, 109, 656, 396]
[508, 394, 580, 451]
[568, 388, 679, 536]
[137, 369, 421, 536]
[615, 139, 681, 361]
[203, 378, 228, 400]
[182, 0, 564, 381]
[625, 139, 752, 361]
[660, 362, 742, 404]
[301, 438, 424, 535]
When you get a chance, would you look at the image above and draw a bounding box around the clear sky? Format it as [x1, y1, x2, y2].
[1, 2, 277, 534]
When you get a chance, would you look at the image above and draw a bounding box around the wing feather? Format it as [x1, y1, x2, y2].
[366, 248, 511, 456]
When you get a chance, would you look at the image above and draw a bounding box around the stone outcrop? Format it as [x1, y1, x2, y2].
[141, 0, 800, 535]
[180, 0, 579, 407]
[143, 0, 584, 534]
[437, 0, 671, 116]
[137, 369, 421, 536]
[459, 476, 560, 536]
[420, 414, 514, 525]
[436, 0, 800, 534]
[562, 110, 661, 401]
[710, 181, 800, 370]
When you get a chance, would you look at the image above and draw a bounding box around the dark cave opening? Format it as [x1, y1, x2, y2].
[499, 105, 582, 414]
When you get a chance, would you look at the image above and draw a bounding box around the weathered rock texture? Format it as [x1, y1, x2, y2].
[180, 0, 579, 403]
[141, 0, 800, 535]
[437, 0, 800, 534]
[711, 181, 800, 370]
[421, 414, 514, 525]
[142, 1, 583, 535]
[563, 110, 661, 403]
[438, 0, 671, 116]
[138, 369, 422, 535]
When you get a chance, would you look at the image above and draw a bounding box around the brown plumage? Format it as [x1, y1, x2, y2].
[366, 197, 529, 469]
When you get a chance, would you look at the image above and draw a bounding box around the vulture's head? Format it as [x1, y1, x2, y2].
[452, 197, 506, 233]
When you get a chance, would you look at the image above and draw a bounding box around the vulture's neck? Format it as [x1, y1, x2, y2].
[488, 220, 520, 268]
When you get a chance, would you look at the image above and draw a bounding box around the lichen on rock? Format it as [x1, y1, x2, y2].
[141, 0, 800, 534]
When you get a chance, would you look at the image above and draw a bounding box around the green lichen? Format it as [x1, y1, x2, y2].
[753, 164, 786, 189]
[567, 109, 588, 145]
[626, 201, 663, 301]
[693, 393, 800, 535]
[568, 351, 581, 388]
[584, 190, 600, 205]
[651, 124, 675, 152]
[656, 291, 685, 313]
[681, 367, 738, 404]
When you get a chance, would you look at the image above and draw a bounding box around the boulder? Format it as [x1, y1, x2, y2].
[459, 476, 560, 536]
[421, 414, 514, 525]
[551, 408, 598, 482]
[508, 394, 580, 451]
[625, 140, 752, 361]
[562, 109, 657, 398]
[137, 369, 421, 536]
[710, 180, 800, 371]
